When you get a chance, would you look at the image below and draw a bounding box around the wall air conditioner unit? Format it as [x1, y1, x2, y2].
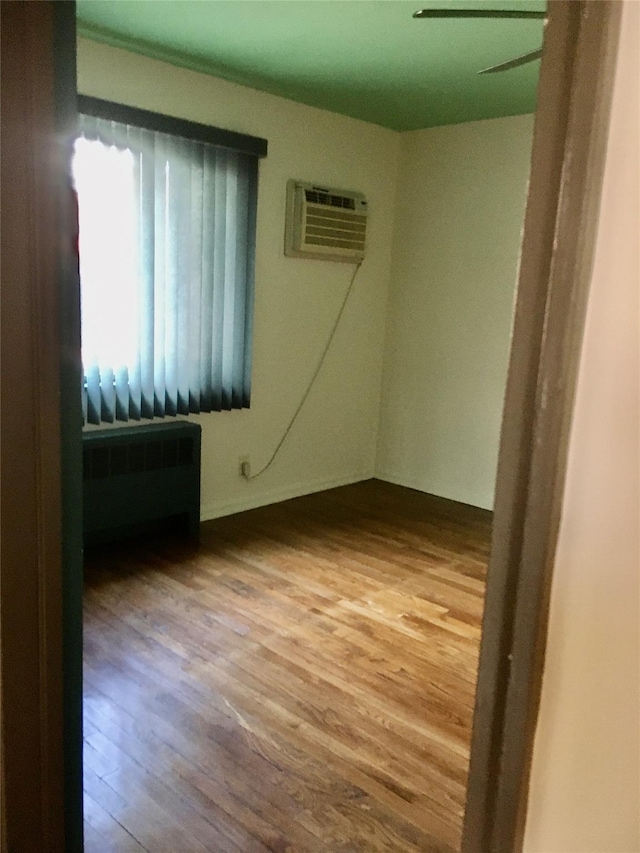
[285, 180, 368, 263]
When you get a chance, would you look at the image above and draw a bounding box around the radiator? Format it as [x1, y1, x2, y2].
[82, 421, 201, 546]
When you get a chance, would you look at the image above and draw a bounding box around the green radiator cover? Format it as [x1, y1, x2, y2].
[82, 421, 201, 545]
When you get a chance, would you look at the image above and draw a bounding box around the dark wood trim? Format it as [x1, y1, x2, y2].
[54, 3, 86, 851]
[1, 2, 65, 849]
[462, 2, 623, 852]
[1, 2, 81, 850]
[77, 94, 268, 158]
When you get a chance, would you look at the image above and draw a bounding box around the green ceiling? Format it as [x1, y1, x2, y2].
[76, 0, 545, 132]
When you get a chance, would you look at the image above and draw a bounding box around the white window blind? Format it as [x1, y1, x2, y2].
[73, 109, 262, 424]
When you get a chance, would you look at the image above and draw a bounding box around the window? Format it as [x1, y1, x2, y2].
[73, 97, 267, 425]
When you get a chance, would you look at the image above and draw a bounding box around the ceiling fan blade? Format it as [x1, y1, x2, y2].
[413, 9, 545, 19]
[478, 48, 543, 74]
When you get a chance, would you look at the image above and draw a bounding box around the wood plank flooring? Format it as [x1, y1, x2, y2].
[83, 479, 491, 852]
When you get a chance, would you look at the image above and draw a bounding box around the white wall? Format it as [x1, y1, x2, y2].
[78, 39, 399, 520]
[376, 115, 534, 510]
[524, 3, 640, 850]
[77, 43, 533, 519]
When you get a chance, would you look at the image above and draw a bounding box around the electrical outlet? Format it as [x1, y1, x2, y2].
[239, 455, 251, 479]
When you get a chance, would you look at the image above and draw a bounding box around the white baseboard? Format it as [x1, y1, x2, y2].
[375, 467, 491, 511]
[374, 467, 435, 494]
[200, 470, 374, 521]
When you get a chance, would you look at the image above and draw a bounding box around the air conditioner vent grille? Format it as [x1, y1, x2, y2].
[286, 180, 368, 263]
[305, 235, 366, 250]
[304, 189, 356, 210]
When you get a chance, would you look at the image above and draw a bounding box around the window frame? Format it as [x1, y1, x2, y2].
[77, 95, 268, 158]
[74, 96, 267, 424]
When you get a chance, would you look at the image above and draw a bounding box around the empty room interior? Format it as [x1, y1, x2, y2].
[76, 2, 541, 851]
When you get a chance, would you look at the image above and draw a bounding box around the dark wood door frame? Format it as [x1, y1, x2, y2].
[0, 1, 623, 851]
[1, 3, 64, 849]
[462, 2, 623, 851]
[1, 2, 82, 851]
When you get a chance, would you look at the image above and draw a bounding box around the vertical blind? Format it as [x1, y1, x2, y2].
[73, 109, 262, 424]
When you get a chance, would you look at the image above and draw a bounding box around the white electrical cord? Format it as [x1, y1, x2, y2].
[244, 260, 363, 481]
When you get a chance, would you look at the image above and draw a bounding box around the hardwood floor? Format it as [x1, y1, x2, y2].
[83, 479, 491, 852]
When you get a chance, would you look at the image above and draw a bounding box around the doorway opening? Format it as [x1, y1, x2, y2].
[75, 6, 541, 851]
